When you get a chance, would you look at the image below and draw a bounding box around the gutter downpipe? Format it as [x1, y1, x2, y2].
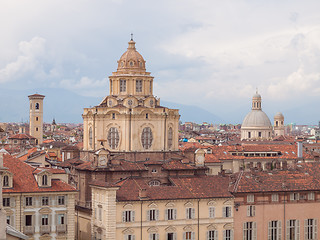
[140, 201, 143, 240]
[198, 199, 200, 240]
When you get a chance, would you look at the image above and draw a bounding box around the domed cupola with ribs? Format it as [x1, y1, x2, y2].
[82, 36, 180, 153]
[241, 91, 273, 140]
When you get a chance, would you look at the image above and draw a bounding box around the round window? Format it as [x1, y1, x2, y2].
[150, 99, 154, 106]
[108, 100, 112, 107]
[128, 100, 133, 106]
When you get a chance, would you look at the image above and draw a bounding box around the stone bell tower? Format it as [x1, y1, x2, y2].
[28, 94, 45, 145]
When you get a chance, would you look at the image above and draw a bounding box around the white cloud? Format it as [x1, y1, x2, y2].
[0, 37, 46, 83]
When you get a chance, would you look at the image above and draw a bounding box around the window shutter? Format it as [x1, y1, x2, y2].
[132, 211, 135, 222]
[230, 230, 234, 240]
[228, 207, 231, 217]
[165, 209, 168, 220]
[186, 208, 188, 219]
[314, 219, 318, 239]
[253, 222, 257, 240]
[147, 210, 150, 221]
[247, 206, 250, 217]
[173, 233, 177, 240]
[214, 230, 218, 240]
[122, 211, 126, 222]
[156, 233, 159, 240]
[156, 209, 159, 220]
[223, 207, 226, 218]
[206, 231, 209, 240]
[296, 220, 300, 240]
[10, 197, 15, 207]
[209, 207, 215, 218]
[149, 233, 152, 240]
[286, 220, 290, 240]
[278, 221, 282, 240]
[191, 232, 195, 240]
[192, 208, 195, 219]
[243, 223, 246, 240]
[290, 194, 293, 201]
[132, 235, 135, 240]
[268, 221, 271, 240]
[253, 206, 255, 216]
[183, 232, 186, 240]
[304, 219, 308, 240]
[223, 230, 226, 240]
[173, 209, 177, 220]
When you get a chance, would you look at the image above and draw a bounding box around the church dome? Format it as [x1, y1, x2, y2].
[242, 110, 272, 128]
[117, 38, 146, 72]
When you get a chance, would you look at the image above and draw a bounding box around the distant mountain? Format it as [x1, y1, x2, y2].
[0, 88, 225, 124]
[161, 101, 224, 124]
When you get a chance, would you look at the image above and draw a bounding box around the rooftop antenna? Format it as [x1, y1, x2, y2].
[131, 33, 133, 41]
[256, 87, 258, 94]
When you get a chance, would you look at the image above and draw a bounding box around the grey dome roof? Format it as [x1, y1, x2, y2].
[274, 112, 284, 118]
[253, 93, 261, 98]
[242, 110, 272, 128]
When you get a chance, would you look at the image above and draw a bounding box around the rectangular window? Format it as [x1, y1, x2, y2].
[247, 194, 254, 203]
[224, 230, 233, 240]
[148, 209, 159, 221]
[136, 80, 142, 92]
[207, 230, 217, 240]
[167, 233, 176, 240]
[149, 233, 159, 240]
[6, 216, 10, 225]
[305, 219, 317, 240]
[186, 207, 195, 219]
[268, 220, 281, 240]
[42, 197, 49, 206]
[120, 79, 126, 92]
[41, 214, 49, 225]
[166, 208, 176, 220]
[58, 196, 65, 205]
[243, 222, 256, 240]
[184, 231, 195, 240]
[258, 132, 262, 137]
[271, 194, 279, 202]
[25, 197, 33, 206]
[308, 192, 315, 201]
[25, 215, 32, 226]
[57, 214, 65, 225]
[122, 210, 135, 222]
[125, 234, 135, 240]
[3, 198, 10, 207]
[290, 193, 299, 201]
[287, 219, 299, 240]
[247, 206, 255, 217]
[209, 207, 215, 218]
[223, 206, 232, 218]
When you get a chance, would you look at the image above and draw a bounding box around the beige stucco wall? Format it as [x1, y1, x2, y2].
[91, 186, 234, 240]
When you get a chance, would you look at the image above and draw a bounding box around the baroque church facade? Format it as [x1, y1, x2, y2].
[82, 38, 180, 153]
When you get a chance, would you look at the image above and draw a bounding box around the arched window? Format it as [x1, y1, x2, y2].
[89, 127, 93, 147]
[35, 103, 39, 110]
[107, 127, 120, 149]
[168, 127, 173, 149]
[3, 175, 9, 187]
[149, 180, 160, 186]
[42, 174, 48, 186]
[141, 127, 153, 149]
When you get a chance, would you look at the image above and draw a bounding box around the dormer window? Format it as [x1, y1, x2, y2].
[3, 175, 9, 187]
[2, 171, 13, 188]
[42, 174, 48, 186]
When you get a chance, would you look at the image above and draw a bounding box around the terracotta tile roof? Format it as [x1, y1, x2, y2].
[17, 147, 38, 161]
[230, 162, 320, 193]
[103, 175, 233, 201]
[8, 133, 35, 140]
[33, 167, 66, 174]
[3, 154, 76, 193]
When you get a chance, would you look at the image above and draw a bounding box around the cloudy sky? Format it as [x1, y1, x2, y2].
[1, 0, 320, 124]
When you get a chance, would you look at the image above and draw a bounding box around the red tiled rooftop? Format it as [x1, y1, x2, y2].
[3, 154, 76, 193]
